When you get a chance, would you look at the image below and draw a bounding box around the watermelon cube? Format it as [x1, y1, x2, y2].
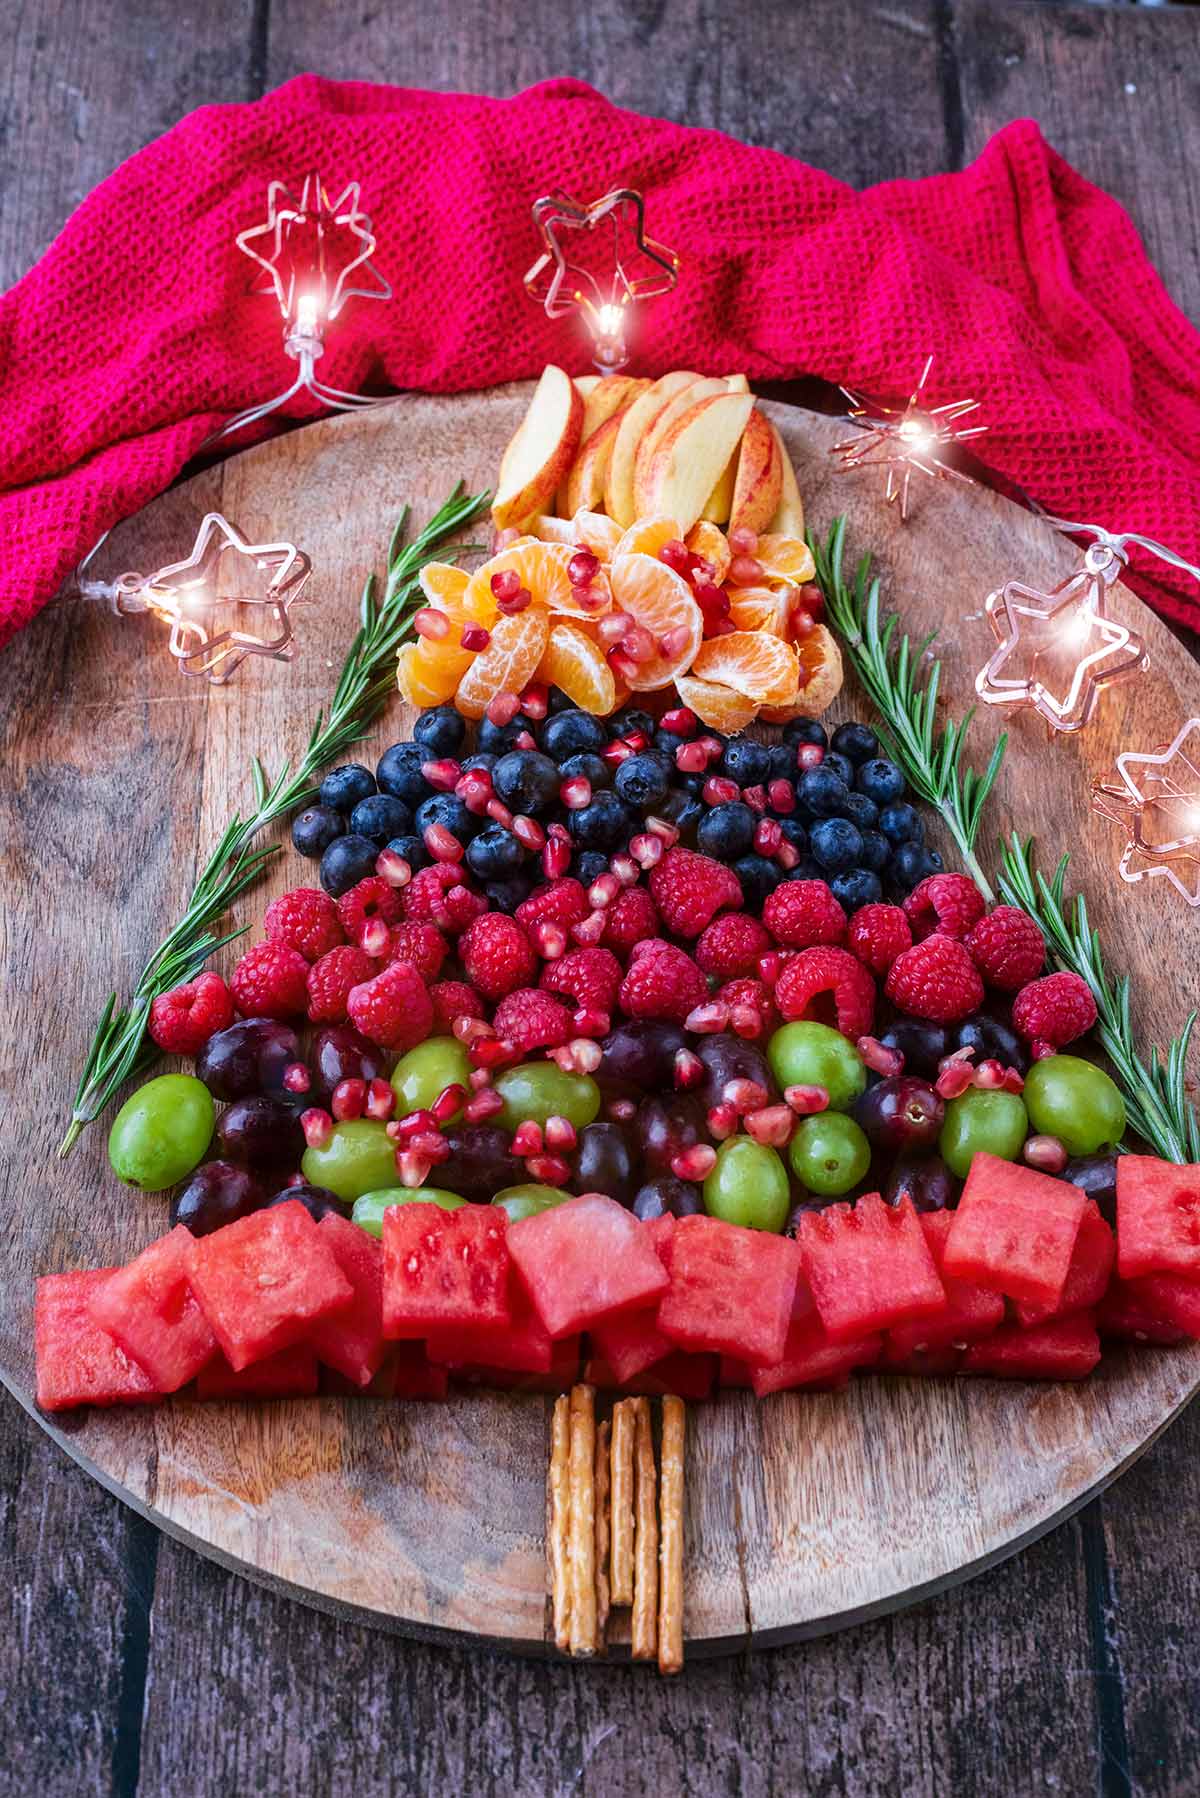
[718, 1357, 754, 1389]
[89, 1224, 216, 1393]
[196, 1346, 319, 1399]
[588, 1216, 676, 1381]
[1116, 1155, 1200, 1280]
[880, 1343, 964, 1376]
[749, 1321, 881, 1397]
[655, 1214, 800, 1367]
[1015, 1200, 1115, 1326]
[944, 1153, 1085, 1310]
[1123, 1272, 1200, 1339]
[424, 1281, 553, 1373]
[507, 1194, 669, 1339]
[798, 1193, 947, 1342]
[35, 1269, 159, 1411]
[962, 1313, 1101, 1381]
[307, 1214, 385, 1388]
[456, 1335, 580, 1393]
[185, 1200, 354, 1371]
[583, 1350, 717, 1401]
[382, 1202, 511, 1339]
[1096, 1277, 1189, 1345]
[885, 1209, 1004, 1357]
[390, 1342, 450, 1399]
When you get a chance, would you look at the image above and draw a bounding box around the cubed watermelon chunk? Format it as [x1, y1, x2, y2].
[390, 1342, 451, 1399]
[885, 1209, 1004, 1357]
[587, 1216, 676, 1381]
[655, 1214, 800, 1367]
[35, 1269, 159, 1411]
[424, 1281, 553, 1373]
[880, 1343, 964, 1376]
[307, 1214, 386, 1388]
[749, 1321, 881, 1397]
[89, 1224, 217, 1393]
[1116, 1155, 1200, 1279]
[583, 1350, 717, 1400]
[962, 1313, 1101, 1380]
[196, 1346, 319, 1399]
[185, 1200, 354, 1371]
[1121, 1272, 1200, 1339]
[455, 1335, 580, 1392]
[718, 1357, 755, 1388]
[507, 1194, 669, 1339]
[797, 1193, 946, 1342]
[382, 1202, 511, 1339]
[1015, 1200, 1115, 1326]
[1096, 1277, 1189, 1345]
[944, 1153, 1085, 1310]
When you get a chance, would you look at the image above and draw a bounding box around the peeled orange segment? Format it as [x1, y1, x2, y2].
[726, 585, 792, 638]
[530, 514, 577, 546]
[674, 673, 758, 734]
[418, 561, 470, 608]
[755, 534, 816, 586]
[690, 630, 800, 707]
[684, 520, 731, 586]
[759, 625, 844, 721]
[537, 621, 617, 716]
[454, 607, 550, 719]
[397, 641, 463, 709]
[571, 510, 623, 561]
[607, 552, 704, 693]
[613, 515, 683, 563]
[464, 540, 574, 618]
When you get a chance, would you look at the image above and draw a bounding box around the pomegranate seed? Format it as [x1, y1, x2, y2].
[973, 1059, 1007, 1090]
[572, 1006, 610, 1038]
[363, 1078, 396, 1121]
[482, 799, 512, 832]
[659, 538, 692, 574]
[693, 579, 729, 619]
[397, 1151, 433, 1188]
[497, 585, 533, 617]
[560, 774, 593, 810]
[460, 623, 491, 652]
[588, 872, 621, 908]
[285, 1171, 306, 1188]
[621, 624, 656, 664]
[703, 776, 740, 806]
[1023, 1134, 1069, 1174]
[601, 739, 634, 768]
[332, 1078, 367, 1121]
[707, 618, 737, 639]
[658, 623, 694, 660]
[707, 1103, 739, 1141]
[421, 757, 462, 792]
[375, 848, 413, 888]
[796, 744, 825, 772]
[936, 1062, 976, 1100]
[490, 568, 522, 601]
[569, 1038, 603, 1074]
[533, 920, 568, 960]
[609, 852, 639, 885]
[394, 1108, 436, 1139]
[301, 1107, 333, 1150]
[385, 1120, 404, 1141]
[431, 1083, 466, 1124]
[572, 910, 607, 946]
[729, 554, 764, 585]
[629, 833, 664, 869]
[456, 770, 493, 813]
[723, 1078, 770, 1114]
[471, 1036, 521, 1070]
[410, 1130, 450, 1164]
[623, 731, 650, 753]
[526, 1153, 571, 1185]
[776, 842, 801, 872]
[512, 1120, 544, 1157]
[661, 706, 697, 737]
[413, 607, 450, 641]
[729, 526, 759, 555]
[1002, 1067, 1026, 1095]
[758, 950, 790, 986]
[784, 1084, 829, 1115]
[607, 1097, 637, 1122]
[485, 692, 521, 728]
[519, 681, 549, 721]
[597, 611, 633, 647]
[745, 1105, 795, 1148]
[512, 814, 545, 853]
[545, 1115, 578, 1152]
[468, 1067, 492, 1090]
[791, 610, 815, 640]
[514, 730, 538, 751]
[671, 1144, 717, 1181]
[768, 779, 796, 815]
[684, 1000, 731, 1034]
[741, 784, 768, 814]
[729, 1004, 765, 1039]
[857, 1035, 904, 1077]
[644, 816, 680, 844]
[1030, 1038, 1056, 1061]
[697, 736, 724, 763]
[542, 835, 572, 878]
[674, 1047, 705, 1090]
[361, 916, 391, 958]
[675, 741, 708, 774]
[689, 557, 715, 583]
[283, 1062, 310, 1095]
[755, 818, 783, 856]
[568, 549, 600, 585]
[423, 822, 464, 862]
[452, 1015, 494, 1043]
[464, 1087, 505, 1122]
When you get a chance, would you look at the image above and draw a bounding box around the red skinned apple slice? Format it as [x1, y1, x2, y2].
[632, 377, 731, 517]
[492, 365, 584, 530]
[604, 371, 700, 527]
[767, 421, 806, 535]
[728, 406, 783, 536]
[641, 391, 756, 536]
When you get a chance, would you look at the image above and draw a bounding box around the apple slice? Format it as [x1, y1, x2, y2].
[700, 449, 737, 523]
[632, 377, 731, 518]
[580, 374, 645, 442]
[492, 365, 584, 530]
[574, 375, 601, 400]
[728, 407, 782, 536]
[767, 422, 805, 535]
[604, 372, 700, 527]
[641, 392, 756, 535]
[724, 373, 751, 393]
[559, 402, 634, 517]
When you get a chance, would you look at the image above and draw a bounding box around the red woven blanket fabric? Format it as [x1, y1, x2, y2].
[2, 73, 1199, 647]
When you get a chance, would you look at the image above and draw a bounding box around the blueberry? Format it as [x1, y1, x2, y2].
[349, 793, 413, 845]
[786, 856, 825, 882]
[466, 825, 528, 882]
[609, 706, 656, 740]
[858, 758, 907, 806]
[615, 751, 672, 811]
[766, 743, 796, 783]
[720, 740, 771, 787]
[320, 763, 377, 814]
[478, 711, 535, 756]
[798, 768, 852, 818]
[822, 751, 855, 788]
[460, 752, 497, 778]
[573, 851, 610, 886]
[733, 854, 783, 908]
[656, 790, 703, 834]
[319, 833, 380, 898]
[653, 727, 690, 759]
[412, 705, 466, 758]
[891, 842, 939, 890]
[859, 829, 890, 873]
[414, 793, 483, 843]
[493, 750, 560, 815]
[783, 719, 827, 749]
[568, 791, 633, 851]
[810, 817, 864, 873]
[376, 742, 431, 807]
[547, 687, 577, 715]
[830, 722, 879, 766]
[879, 802, 924, 845]
[779, 816, 808, 853]
[841, 791, 879, 830]
[485, 874, 535, 911]
[697, 801, 756, 860]
[542, 710, 608, 763]
[560, 752, 611, 791]
[384, 833, 429, 872]
[831, 868, 883, 910]
[291, 804, 345, 860]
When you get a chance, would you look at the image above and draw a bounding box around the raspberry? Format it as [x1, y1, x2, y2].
[903, 873, 986, 943]
[965, 905, 1046, 991]
[493, 988, 574, 1051]
[648, 847, 742, 938]
[230, 941, 311, 1020]
[347, 959, 434, 1051]
[762, 880, 847, 949]
[306, 945, 377, 1024]
[775, 947, 876, 1038]
[602, 885, 659, 954]
[515, 879, 589, 934]
[403, 864, 484, 933]
[459, 913, 538, 1001]
[264, 887, 345, 963]
[148, 971, 234, 1055]
[540, 946, 622, 1014]
[1012, 971, 1097, 1047]
[695, 912, 772, 979]
[717, 976, 780, 1036]
[384, 921, 449, 980]
[618, 941, 708, 1024]
[846, 903, 912, 976]
[337, 876, 403, 945]
[428, 979, 486, 1033]
[884, 934, 984, 1024]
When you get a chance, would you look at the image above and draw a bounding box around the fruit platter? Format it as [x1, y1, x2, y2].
[5, 376, 1200, 1658]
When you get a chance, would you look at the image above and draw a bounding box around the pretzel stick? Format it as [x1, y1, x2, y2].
[631, 1397, 658, 1661]
[568, 1384, 598, 1657]
[609, 1399, 636, 1605]
[548, 1394, 572, 1652]
[658, 1395, 686, 1675]
[594, 1417, 611, 1640]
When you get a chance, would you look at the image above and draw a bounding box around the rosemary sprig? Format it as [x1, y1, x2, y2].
[59, 484, 490, 1157]
[809, 516, 1007, 902]
[998, 835, 1199, 1165]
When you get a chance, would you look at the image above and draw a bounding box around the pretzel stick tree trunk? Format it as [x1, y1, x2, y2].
[631, 1397, 659, 1661]
[568, 1384, 598, 1657]
[658, 1394, 686, 1675]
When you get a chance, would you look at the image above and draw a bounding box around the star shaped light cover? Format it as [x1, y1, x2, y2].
[236, 173, 391, 342]
[1092, 717, 1200, 908]
[524, 187, 679, 371]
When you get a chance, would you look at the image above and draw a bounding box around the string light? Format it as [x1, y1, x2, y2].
[524, 187, 679, 373]
[1092, 717, 1200, 908]
[831, 355, 987, 520]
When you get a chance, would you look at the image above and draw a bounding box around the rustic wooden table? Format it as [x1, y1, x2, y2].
[4, 3, 1199, 1794]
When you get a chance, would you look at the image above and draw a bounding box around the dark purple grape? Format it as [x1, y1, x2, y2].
[570, 1122, 638, 1207]
[437, 1125, 521, 1203]
[883, 1154, 959, 1213]
[878, 1018, 948, 1081]
[264, 1182, 349, 1221]
[695, 1034, 774, 1109]
[215, 1095, 304, 1173]
[785, 1196, 841, 1231]
[309, 1025, 387, 1103]
[196, 1019, 301, 1102]
[1064, 1153, 1119, 1226]
[855, 1076, 944, 1152]
[170, 1160, 265, 1235]
[635, 1094, 707, 1175]
[953, 1010, 1029, 1075]
[632, 1176, 702, 1221]
[597, 1021, 687, 1094]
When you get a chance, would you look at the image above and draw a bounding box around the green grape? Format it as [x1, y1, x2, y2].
[390, 1036, 471, 1120]
[703, 1136, 790, 1232]
[108, 1074, 214, 1193]
[767, 1022, 866, 1112]
[492, 1183, 571, 1224]
[352, 1186, 465, 1236]
[301, 1119, 401, 1202]
[1024, 1054, 1126, 1156]
[493, 1063, 601, 1133]
[939, 1089, 1028, 1178]
[788, 1112, 871, 1197]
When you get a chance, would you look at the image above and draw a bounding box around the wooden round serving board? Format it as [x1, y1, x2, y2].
[4, 387, 1199, 1657]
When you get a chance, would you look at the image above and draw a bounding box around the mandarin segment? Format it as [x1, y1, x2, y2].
[755, 534, 816, 586]
[464, 540, 576, 618]
[690, 630, 800, 707]
[726, 586, 792, 638]
[537, 621, 617, 715]
[607, 552, 704, 693]
[614, 515, 683, 563]
[684, 520, 732, 586]
[397, 641, 461, 708]
[454, 607, 551, 718]
[758, 624, 844, 720]
[674, 673, 759, 733]
[571, 511, 624, 561]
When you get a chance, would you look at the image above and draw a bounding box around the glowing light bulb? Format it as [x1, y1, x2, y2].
[295, 291, 320, 336]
